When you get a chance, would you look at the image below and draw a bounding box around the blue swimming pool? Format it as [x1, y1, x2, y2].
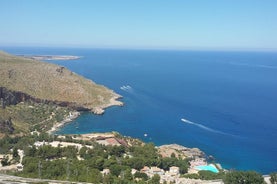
[195, 164, 219, 173]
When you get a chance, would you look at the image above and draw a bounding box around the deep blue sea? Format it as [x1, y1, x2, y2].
[2, 47, 277, 174]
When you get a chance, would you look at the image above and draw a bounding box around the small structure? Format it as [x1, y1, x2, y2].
[141, 166, 150, 173]
[169, 166, 180, 176]
[131, 168, 137, 175]
[16, 163, 23, 171]
[150, 166, 165, 176]
[34, 141, 46, 147]
[141, 166, 165, 178]
[97, 137, 122, 146]
[30, 130, 40, 136]
[101, 168, 110, 175]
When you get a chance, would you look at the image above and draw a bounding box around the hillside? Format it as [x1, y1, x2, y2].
[0, 51, 122, 114]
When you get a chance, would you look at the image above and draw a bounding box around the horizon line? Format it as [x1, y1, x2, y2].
[0, 44, 277, 53]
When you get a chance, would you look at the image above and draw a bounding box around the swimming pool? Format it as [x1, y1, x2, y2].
[195, 164, 219, 173]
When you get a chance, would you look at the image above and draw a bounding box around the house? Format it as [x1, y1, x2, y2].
[140, 166, 150, 173]
[150, 166, 165, 176]
[169, 166, 180, 176]
[97, 137, 122, 146]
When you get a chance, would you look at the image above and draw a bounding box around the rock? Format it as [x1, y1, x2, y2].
[56, 66, 65, 75]
[0, 117, 14, 134]
[158, 144, 206, 159]
[92, 108, 105, 115]
[0, 87, 91, 111]
[0, 98, 5, 109]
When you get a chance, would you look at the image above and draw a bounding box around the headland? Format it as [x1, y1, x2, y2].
[0, 51, 122, 135]
[17, 54, 81, 61]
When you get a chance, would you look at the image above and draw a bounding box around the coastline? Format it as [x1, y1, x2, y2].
[17, 55, 82, 61]
[47, 111, 80, 134]
[92, 93, 123, 115]
[48, 93, 123, 133]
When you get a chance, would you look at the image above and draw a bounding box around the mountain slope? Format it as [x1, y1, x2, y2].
[0, 51, 122, 114]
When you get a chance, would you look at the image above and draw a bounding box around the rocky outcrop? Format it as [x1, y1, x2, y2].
[0, 117, 14, 134]
[0, 87, 90, 111]
[158, 144, 205, 159]
[0, 86, 35, 107]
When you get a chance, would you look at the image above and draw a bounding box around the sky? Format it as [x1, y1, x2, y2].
[0, 0, 277, 50]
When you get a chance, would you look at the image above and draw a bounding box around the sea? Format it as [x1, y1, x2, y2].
[2, 46, 277, 174]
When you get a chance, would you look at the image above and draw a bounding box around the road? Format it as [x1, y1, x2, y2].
[0, 173, 90, 184]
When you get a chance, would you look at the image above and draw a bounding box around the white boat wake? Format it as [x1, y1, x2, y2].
[229, 62, 277, 69]
[120, 85, 132, 91]
[181, 118, 234, 136]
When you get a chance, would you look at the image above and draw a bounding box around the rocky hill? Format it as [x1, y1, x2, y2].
[0, 51, 122, 114]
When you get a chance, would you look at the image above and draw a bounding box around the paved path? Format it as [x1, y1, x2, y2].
[0, 173, 90, 184]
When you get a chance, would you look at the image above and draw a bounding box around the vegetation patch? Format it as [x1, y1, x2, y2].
[0, 101, 71, 135]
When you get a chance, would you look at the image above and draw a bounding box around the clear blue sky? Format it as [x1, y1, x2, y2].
[0, 0, 277, 50]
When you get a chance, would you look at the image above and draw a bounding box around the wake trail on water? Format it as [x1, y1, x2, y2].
[120, 85, 133, 92]
[229, 62, 277, 69]
[181, 118, 236, 137]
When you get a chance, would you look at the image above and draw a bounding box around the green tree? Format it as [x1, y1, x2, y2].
[21, 157, 40, 177]
[25, 146, 36, 157]
[171, 152, 176, 158]
[122, 169, 133, 181]
[110, 164, 123, 176]
[270, 172, 277, 184]
[124, 157, 145, 170]
[1, 155, 9, 166]
[103, 157, 117, 168]
[198, 170, 224, 180]
[109, 145, 126, 157]
[134, 172, 148, 181]
[103, 174, 113, 184]
[149, 174, 160, 184]
[88, 168, 102, 183]
[224, 171, 264, 184]
[95, 157, 104, 170]
[12, 147, 19, 158]
[79, 147, 88, 158]
[183, 173, 199, 179]
[62, 146, 77, 159]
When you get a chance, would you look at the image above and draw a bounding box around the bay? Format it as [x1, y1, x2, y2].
[3, 47, 277, 174]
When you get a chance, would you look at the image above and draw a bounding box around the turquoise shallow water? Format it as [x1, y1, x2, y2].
[2, 47, 277, 174]
[195, 165, 219, 173]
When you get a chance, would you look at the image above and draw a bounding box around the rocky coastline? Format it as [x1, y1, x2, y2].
[47, 111, 80, 134]
[92, 93, 123, 115]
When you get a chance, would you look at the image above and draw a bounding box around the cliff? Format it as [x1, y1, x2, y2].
[0, 51, 122, 114]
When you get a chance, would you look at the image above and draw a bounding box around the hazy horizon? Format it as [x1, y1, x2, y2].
[1, 0, 277, 51]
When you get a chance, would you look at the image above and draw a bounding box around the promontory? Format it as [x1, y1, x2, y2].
[0, 51, 122, 114]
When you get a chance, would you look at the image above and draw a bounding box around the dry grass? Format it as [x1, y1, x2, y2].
[0, 51, 122, 112]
